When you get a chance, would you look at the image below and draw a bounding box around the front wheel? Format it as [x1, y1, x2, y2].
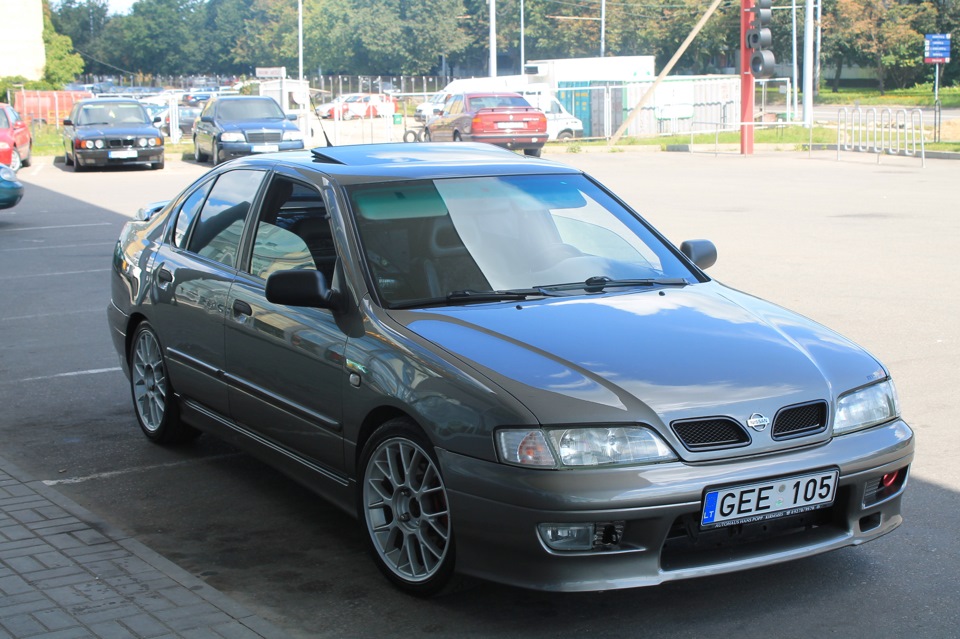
[359, 419, 455, 597]
[9, 148, 21, 171]
[129, 322, 199, 445]
[212, 142, 222, 165]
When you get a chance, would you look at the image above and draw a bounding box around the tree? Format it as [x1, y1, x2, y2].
[43, 0, 85, 85]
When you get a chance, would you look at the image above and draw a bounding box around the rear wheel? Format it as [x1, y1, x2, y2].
[21, 144, 31, 167]
[194, 137, 208, 163]
[359, 418, 455, 597]
[524, 148, 542, 158]
[129, 322, 199, 445]
[422, 129, 431, 142]
[557, 130, 574, 141]
[453, 132, 462, 142]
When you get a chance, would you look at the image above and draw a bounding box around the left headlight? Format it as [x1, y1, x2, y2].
[221, 131, 245, 142]
[833, 379, 900, 436]
[283, 130, 304, 141]
[496, 426, 677, 469]
[0, 166, 17, 181]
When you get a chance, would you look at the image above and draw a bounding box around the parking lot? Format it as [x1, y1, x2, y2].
[2, 148, 957, 638]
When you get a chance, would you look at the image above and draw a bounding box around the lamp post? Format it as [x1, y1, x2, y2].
[489, 0, 497, 77]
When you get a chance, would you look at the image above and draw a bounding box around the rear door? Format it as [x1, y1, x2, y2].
[148, 167, 269, 417]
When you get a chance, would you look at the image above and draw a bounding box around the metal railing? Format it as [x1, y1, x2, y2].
[836, 107, 925, 167]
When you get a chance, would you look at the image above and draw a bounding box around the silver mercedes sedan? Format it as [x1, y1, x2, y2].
[108, 143, 913, 596]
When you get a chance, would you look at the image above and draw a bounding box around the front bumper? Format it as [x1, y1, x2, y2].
[0, 180, 24, 209]
[76, 147, 164, 167]
[219, 140, 304, 161]
[440, 419, 914, 591]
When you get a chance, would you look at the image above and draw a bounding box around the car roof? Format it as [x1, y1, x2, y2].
[228, 142, 580, 186]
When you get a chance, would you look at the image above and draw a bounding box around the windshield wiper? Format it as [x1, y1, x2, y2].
[539, 276, 690, 293]
[445, 288, 552, 302]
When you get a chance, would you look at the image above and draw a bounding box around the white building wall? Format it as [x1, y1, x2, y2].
[0, 0, 46, 81]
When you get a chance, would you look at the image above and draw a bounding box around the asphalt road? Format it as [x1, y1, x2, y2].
[2, 149, 957, 638]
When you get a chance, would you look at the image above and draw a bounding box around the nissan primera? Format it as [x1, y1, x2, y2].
[108, 143, 913, 596]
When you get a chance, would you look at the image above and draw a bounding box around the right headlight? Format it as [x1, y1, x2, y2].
[220, 131, 245, 142]
[833, 379, 900, 436]
[496, 426, 677, 469]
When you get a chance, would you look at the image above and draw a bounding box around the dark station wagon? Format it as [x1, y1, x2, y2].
[108, 143, 913, 596]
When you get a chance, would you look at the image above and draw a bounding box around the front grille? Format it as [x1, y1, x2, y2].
[772, 401, 828, 440]
[671, 418, 750, 451]
[246, 130, 282, 144]
[107, 138, 135, 148]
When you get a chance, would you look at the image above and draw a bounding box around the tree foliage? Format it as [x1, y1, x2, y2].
[38, 0, 960, 92]
[42, 0, 85, 85]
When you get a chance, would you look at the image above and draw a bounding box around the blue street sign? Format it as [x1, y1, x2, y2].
[925, 34, 951, 64]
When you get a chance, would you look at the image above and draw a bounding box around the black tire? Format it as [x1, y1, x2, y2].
[194, 137, 208, 163]
[21, 143, 31, 167]
[557, 131, 574, 141]
[212, 142, 221, 165]
[524, 148, 542, 158]
[453, 131, 462, 142]
[8, 148, 21, 172]
[403, 129, 421, 143]
[422, 128, 431, 142]
[64, 145, 73, 166]
[152, 156, 165, 170]
[358, 418, 455, 597]
[128, 322, 200, 445]
[71, 155, 84, 172]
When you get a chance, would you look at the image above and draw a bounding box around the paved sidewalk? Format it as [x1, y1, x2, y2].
[0, 455, 293, 639]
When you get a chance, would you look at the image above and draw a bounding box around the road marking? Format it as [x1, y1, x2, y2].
[42, 454, 245, 486]
[0, 242, 115, 253]
[0, 222, 114, 233]
[12, 367, 122, 383]
[0, 268, 110, 280]
[1, 308, 104, 322]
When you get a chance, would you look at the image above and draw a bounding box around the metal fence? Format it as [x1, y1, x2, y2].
[836, 107, 926, 167]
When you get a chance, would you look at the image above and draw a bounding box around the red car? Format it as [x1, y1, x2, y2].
[423, 92, 547, 157]
[0, 103, 32, 171]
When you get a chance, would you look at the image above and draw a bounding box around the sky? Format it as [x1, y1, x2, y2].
[108, 0, 136, 14]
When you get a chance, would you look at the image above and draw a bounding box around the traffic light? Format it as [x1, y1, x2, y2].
[746, 0, 776, 78]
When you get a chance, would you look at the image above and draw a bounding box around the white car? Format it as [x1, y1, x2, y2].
[414, 92, 448, 123]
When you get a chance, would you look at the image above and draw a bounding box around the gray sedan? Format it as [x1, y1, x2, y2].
[107, 143, 913, 596]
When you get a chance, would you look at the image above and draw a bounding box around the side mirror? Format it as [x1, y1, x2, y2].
[266, 269, 342, 312]
[680, 239, 717, 270]
[63, 118, 73, 126]
[286, 113, 297, 120]
[136, 200, 169, 222]
[153, 116, 162, 124]
[200, 115, 214, 123]
[433, 108, 443, 115]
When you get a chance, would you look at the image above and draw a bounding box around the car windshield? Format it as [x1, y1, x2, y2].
[77, 103, 149, 125]
[348, 174, 697, 308]
[217, 99, 284, 121]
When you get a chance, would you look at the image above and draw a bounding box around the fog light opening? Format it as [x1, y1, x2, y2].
[877, 466, 907, 501]
[538, 521, 626, 552]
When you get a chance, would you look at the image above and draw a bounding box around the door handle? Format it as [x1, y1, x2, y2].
[157, 267, 173, 283]
[232, 299, 253, 317]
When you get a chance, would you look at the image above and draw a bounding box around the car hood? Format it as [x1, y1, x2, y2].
[392, 282, 886, 429]
[217, 119, 296, 132]
[75, 124, 159, 137]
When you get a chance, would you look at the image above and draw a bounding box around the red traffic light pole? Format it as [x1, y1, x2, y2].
[741, 0, 755, 155]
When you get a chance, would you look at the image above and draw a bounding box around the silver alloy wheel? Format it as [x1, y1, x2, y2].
[9, 149, 21, 171]
[131, 328, 167, 433]
[363, 436, 452, 583]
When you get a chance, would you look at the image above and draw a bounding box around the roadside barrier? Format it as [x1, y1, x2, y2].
[836, 107, 925, 167]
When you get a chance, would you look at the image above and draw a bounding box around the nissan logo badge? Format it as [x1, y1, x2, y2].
[747, 413, 770, 432]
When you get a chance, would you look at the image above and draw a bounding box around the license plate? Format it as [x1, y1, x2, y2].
[497, 122, 524, 129]
[701, 469, 838, 528]
[108, 150, 137, 159]
[252, 144, 279, 153]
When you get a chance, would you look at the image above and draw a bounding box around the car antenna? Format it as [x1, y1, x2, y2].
[316, 118, 333, 147]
